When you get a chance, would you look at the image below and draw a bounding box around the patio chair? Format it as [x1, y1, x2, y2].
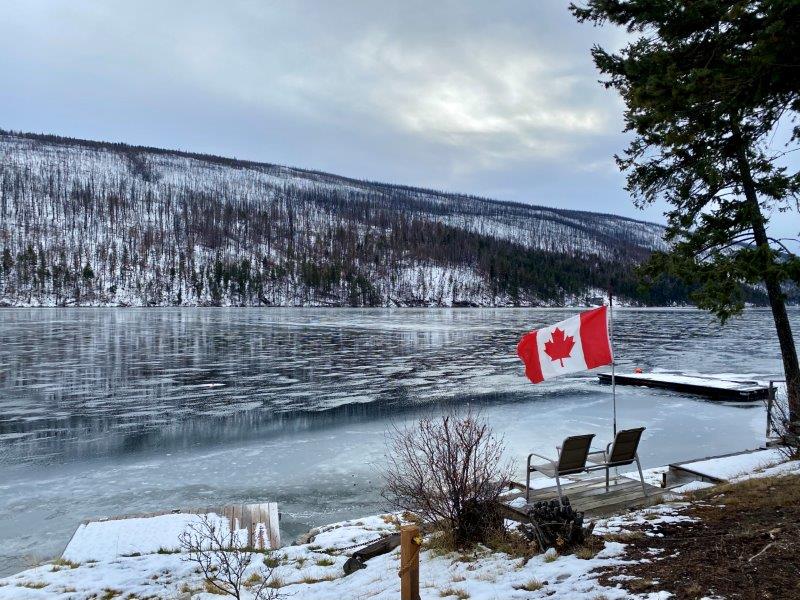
[587, 427, 648, 497]
[526, 434, 595, 505]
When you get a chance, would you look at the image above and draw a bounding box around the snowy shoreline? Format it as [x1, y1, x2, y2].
[2, 449, 797, 600]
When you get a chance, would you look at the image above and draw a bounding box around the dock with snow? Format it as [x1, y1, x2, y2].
[597, 372, 769, 401]
[500, 447, 792, 522]
[502, 477, 667, 520]
[62, 503, 280, 562]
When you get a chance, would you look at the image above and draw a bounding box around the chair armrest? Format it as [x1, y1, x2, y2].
[527, 452, 554, 464]
[586, 449, 608, 464]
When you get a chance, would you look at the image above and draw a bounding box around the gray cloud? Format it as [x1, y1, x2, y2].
[1, 0, 797, 238]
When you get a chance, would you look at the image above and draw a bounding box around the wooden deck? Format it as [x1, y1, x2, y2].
[63, 502, 280, 558]
[597, 372, 768, 401]
[501, 476, 668, 522]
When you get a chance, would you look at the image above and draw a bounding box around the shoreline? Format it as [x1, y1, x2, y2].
[1, 448, 796, 599]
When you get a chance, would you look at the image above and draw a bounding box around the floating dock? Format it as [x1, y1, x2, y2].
[597, 372, 769, 401]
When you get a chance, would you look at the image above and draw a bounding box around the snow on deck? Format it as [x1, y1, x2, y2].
[597, 371, 769, 399]
[63, 503, 279, 563]
[674, 448, 785, 481]
[63, 513, 210, 562]
[611, 372, 763, 390]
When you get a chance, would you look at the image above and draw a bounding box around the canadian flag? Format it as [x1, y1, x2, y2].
[517, 306, 613, 384]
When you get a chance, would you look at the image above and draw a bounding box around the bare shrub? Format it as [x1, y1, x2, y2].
[179, 514, 282, 600]
[767, 383, 800, 459]
[382, 410, 513, 547]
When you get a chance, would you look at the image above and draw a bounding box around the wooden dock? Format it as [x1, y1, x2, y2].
[500, 446, 786, 522]
[63, 502, 280, 560]
[501, 476, 668, 522]
[597, 372, 769, 401]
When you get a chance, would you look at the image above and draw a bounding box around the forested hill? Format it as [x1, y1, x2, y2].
[0, 130, 682, 307]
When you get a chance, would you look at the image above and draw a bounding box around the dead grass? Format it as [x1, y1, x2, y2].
[294, 556, 308, 567]
[513, 578, 543, 591]
[484, 528, 538, 559]
[599, 473, 800, 599]
[439, 587, 470, 599]
[51, 557, 80, 569]
[298, 573, 338, 584]
[244, 572, 264, 587]
[263, 555, 281, 568]
[178, 582, 199, 594]
[18, 581, 48, 589]
[401, 511, 421, 525]
[203, 580, 229, 595]
[601, 530, 645, 543]
[625, 578, 657, 593]
[694, 473, 800, 509]
[422, 529, 457, 558]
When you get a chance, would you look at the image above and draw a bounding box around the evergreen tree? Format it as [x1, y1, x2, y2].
[571, 0, 800, 430]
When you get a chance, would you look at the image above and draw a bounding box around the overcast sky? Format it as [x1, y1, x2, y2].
[1, 0, 798, 238]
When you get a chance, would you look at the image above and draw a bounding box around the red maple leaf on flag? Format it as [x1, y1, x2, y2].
[544, 327, 575, 367]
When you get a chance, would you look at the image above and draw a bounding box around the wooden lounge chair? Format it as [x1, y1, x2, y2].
[526, 434, 595, 504]
[587, 427, 648, 497]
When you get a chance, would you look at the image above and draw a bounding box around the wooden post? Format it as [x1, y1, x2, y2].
[399, 524, 420, 600]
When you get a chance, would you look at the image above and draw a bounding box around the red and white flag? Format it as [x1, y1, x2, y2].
[517, 306, 613, 384]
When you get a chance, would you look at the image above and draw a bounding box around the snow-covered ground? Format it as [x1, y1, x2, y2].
[3, 452, 796, 599]
[0, 512, 633, 600]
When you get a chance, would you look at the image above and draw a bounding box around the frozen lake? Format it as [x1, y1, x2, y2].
[0, 307, 787, 575]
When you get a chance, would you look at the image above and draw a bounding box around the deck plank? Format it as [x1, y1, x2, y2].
[266, 503, 281, 549]
[528, 480, 641, 503]
[503, 476, 664, 518]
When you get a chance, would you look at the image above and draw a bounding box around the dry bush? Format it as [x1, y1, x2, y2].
[179, 514, 282, 600]
[766, 384, 800, 459]
[382, 410, 513, 547]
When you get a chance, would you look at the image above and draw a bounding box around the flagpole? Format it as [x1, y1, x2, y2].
[609, 286, 617, 438]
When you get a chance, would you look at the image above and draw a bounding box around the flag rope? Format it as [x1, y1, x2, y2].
[610, 288, 617, 438]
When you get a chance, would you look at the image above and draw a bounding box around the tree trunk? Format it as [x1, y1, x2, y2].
[733, 123, 800, 433]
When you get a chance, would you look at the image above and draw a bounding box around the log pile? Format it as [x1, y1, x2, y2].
[521, 497, 594, 551]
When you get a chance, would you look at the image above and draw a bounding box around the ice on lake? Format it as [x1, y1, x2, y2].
[0, 307, 787, 575]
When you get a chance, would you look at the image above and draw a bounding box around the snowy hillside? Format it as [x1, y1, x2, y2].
[0, 130, 675, 307]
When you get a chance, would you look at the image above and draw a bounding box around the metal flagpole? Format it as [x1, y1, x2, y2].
[610, 287, 617, 437]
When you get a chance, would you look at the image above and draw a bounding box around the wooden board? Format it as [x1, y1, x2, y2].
[220, 503, 281, 550]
